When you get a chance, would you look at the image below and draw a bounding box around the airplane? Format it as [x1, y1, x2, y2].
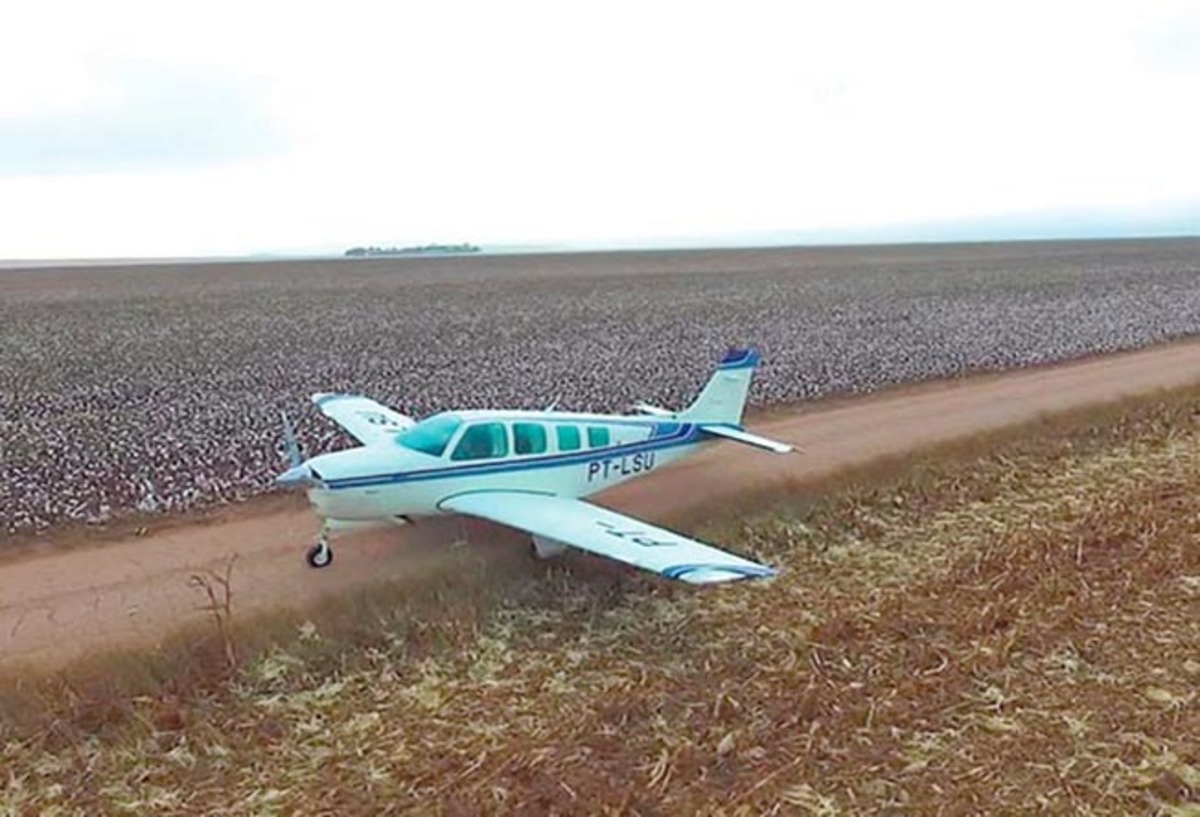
[276, 348, 794, 584]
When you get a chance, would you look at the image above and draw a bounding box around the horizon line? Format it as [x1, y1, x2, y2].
[2, 229, 1199, 269]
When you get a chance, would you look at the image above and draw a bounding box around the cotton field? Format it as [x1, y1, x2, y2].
[2, 238, 1198, 533]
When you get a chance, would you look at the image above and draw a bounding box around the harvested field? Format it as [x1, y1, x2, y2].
[3, 238, 1199, 535]
[4, 384, 1197, 814]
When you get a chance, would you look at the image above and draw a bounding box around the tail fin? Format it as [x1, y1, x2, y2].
[678, 348, 760, 424]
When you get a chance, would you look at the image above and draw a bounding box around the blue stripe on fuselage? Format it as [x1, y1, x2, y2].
[651, 421, 681, 438]
[324, 423, 702, 490]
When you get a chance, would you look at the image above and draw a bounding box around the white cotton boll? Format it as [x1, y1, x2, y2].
[1, 242, 1198, 531]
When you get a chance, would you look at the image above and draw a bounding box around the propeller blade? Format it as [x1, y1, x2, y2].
[281, 410, 302, 468]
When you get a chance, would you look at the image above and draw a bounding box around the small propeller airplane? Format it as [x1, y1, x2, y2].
[277, 348, 793, 584]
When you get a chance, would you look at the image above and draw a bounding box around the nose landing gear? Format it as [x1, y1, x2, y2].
[303, 518, 411, 568]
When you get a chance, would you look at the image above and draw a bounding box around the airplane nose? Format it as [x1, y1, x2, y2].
[276, 463, 314, 488]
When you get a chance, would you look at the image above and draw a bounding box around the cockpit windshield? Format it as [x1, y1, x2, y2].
[396, 413, 463, 457]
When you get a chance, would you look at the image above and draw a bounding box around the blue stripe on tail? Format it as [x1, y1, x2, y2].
[717, 348, 760, 370]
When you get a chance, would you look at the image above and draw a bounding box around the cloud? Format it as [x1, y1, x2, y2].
[0, 60, 287, 177]
[1137, 12, 1200, 74]
[0, 1, 1198, 258]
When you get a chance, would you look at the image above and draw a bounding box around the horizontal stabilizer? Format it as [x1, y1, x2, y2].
[631, 402, 677, 418]
[699, 424, 794, 453]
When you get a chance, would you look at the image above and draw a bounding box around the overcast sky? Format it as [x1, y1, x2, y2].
[1, 0, 1197, 258]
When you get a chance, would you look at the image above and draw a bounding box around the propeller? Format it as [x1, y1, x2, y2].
[281, 410, 302, 468]
[276, 410, 314, 488]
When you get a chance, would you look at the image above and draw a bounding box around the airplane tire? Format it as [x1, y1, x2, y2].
[306, 543, 333, 569]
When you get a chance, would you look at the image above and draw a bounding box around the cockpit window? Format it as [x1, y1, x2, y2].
[396, 413, 463, 457]
[451, 422, 510, 461]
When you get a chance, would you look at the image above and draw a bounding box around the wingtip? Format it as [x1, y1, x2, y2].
[664, 563, 778, 584]
[312, 392, 354, 407]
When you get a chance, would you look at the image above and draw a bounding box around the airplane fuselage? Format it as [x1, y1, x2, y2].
[299, 411, 709, 524]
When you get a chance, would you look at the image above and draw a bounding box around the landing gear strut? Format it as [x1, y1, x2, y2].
[306, 534, 333, 569]
[530, 534, 568, 560]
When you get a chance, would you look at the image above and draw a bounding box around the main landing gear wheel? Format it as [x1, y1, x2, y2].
[306, 541, 333, 569]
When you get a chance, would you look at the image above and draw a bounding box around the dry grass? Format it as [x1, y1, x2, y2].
[3, 388, 1200, 814]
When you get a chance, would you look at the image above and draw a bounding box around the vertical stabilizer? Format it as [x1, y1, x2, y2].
[678, 348, 759, 425]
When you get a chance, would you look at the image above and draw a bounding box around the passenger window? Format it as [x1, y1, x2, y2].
[451, 423, 509, 460]
[557, 425, 581, 451]
[587, 426, 611, 447]
[513, 423, 548, 455]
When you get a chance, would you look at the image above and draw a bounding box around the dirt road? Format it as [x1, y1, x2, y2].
[3, 341, 1200, 671]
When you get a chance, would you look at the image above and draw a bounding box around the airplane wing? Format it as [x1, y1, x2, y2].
[439, 492, 776, 584]
[311, 393, 416, 446]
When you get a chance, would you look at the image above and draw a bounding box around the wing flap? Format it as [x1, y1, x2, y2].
[440, 492, 776, 584]
[312, 393, 416, 446]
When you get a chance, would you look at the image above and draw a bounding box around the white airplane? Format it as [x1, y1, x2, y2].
[277, 348, 793, 584]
